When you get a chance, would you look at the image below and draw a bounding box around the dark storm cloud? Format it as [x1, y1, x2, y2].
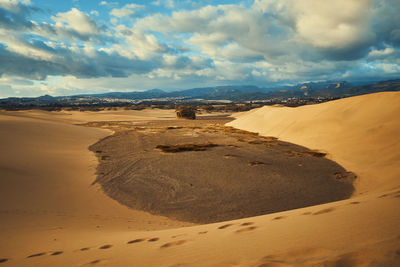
[0, 1, 39, 30]
[0, 43, 158, 80]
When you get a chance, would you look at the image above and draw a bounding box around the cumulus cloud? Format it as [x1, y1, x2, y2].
[368, 47, 394, 58]
[99, 1, 118, 8]
[293, 0, 376, 59]
[110, 3, 145, 18]
[51, 8, 101, 35]
[135, 0, 380, 62]
[129, 0, 399, 76]
[0, 1, 109, 43]
[0, 42, 157, 80]
[0, 1, 157, 81]
[134, 3, 297, 63]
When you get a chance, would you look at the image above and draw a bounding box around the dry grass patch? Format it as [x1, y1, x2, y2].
[302, 150, 327, 158]
[286, 150, 303, 157]
[248, 161, 265, 166]
[260, 136, 278, 141]
[248, 140, 265, 144]
[156, 143, 218, 153]
[222, 126, 259, 136]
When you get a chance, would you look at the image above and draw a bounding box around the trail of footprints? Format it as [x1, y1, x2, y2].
[0, 222, 261, 264]
[378, 189, 400, 199]
[5, 195, 400, 265]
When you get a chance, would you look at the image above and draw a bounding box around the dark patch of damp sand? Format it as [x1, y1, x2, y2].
[87, 116, 355, 224]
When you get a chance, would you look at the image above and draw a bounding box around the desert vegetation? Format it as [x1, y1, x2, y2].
[156, 143, 218, 153]
[176, 106, 197, 119]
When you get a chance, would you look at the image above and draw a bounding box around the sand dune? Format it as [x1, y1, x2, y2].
[1, 92, 399, 266]
[228, 91, 400, 195]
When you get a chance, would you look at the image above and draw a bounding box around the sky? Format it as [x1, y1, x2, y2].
[0, 0, 399, 97]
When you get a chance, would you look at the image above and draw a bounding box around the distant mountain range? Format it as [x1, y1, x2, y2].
[1, 79, 400, 106]
[74, 79, 400, 101]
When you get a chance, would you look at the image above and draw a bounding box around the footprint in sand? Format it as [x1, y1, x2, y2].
[273, 216, 286, 220]
[248, 161, 265, 166]
[393, 191, 400, 198]
[160, 240, 187, 249]
[171, 234, 187, 239]
[80, 247, 90, 251]
[236, 226, 257, 233]
[379, 191, 400, 199]
[27, 252, 46, 258]
[302, 212, 312, 215]
[99, 244, 112, 249]
[241, 222, 254, 226]
[0, 259, 8, 263]
[127, 238, 145, 244]
[313, 207, 335, 215]
[198, 231, 208, 235]
[148, 238, 159, 242]
[218, 224, 234, 229]
[89, 259, 101, 264]
[51, 251, 63, 256]
[349, 201, 360, 205]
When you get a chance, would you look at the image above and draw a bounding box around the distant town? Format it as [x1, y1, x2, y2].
[1, 79, 399, 112]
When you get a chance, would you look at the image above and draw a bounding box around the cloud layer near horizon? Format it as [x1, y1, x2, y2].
[0, 0, 399, 97]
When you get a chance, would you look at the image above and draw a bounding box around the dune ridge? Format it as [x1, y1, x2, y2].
[0, 92, 399, 266]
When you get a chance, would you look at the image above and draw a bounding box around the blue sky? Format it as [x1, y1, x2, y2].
[0, 0, 399, 97]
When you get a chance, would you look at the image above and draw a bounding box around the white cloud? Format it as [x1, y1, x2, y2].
[163, 54, 178, 65]
[110, 17, 118, 25]
[51, 8, 101, 35]
[111, 7, 134, 18]
[294, 0, 375, 51]
[90, 10, 99, 16]
[150, 0, 174, 8]
[166, 0, 174, 9]
[377, 63, 400, 74]
[151, 0, 161, 6]
[110, 25, 167, 60]
[0, 34, 58, 61]
[110, 3, 144, 18]
[368, 47, 394, 58]
[0, 0, 31, 14]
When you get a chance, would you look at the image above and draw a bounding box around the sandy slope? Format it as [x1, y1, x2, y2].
[1, 93, 399, 266]
[228, 92, 400, 195]
[0, 109, 192, 264]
